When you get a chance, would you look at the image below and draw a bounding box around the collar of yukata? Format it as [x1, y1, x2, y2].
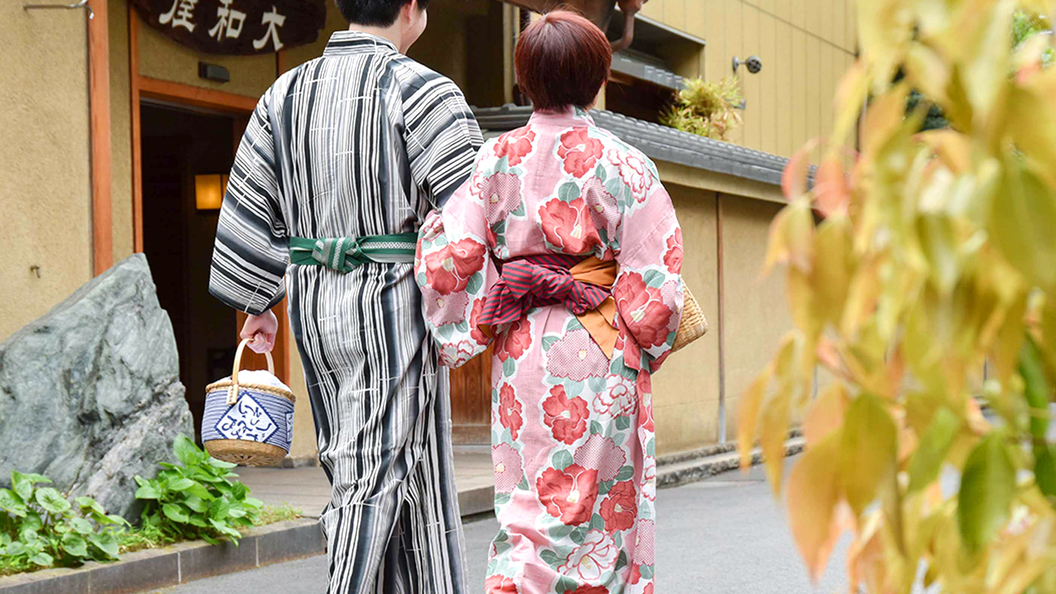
[528, 105, 597, 129]
[323, 30, 398, 56]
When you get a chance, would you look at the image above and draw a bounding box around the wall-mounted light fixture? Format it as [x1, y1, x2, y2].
[195, 174, 228, 211]
[732, 55, 763, 75]
[199, 62, 231, 84]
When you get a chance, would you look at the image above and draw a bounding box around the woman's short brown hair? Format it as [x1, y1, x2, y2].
[515, 10, 613, 112]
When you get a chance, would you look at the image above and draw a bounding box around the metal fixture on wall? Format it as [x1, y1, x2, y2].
[23, 0, 93, 19]
[199, 62, 231, 84]
[732, 55, 763, 74]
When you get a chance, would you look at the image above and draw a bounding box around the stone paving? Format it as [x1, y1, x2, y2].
[238, 445, 496, 518]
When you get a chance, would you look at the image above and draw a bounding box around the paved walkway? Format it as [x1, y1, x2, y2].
[161, 458, 855, 594]
[238, 445, 496, 518]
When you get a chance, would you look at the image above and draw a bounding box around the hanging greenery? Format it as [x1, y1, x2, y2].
[660, 76, 744, 142]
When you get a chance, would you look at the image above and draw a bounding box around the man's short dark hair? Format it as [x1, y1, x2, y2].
[334, 0, 429, 27]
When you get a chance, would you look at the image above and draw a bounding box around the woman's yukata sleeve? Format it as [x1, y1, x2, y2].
[415, 142, 499, 368]
[610, 153, 685, 374]
[209, 93, 289, 316]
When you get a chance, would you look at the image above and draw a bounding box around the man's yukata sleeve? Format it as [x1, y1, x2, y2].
[209, 93, 289, 316]
[414, 144, 498, 368]
[610, 163, 685, 374]
[402, 78, 484, 209]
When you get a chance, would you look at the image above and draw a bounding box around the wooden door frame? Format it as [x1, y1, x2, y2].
[128, 8, 290, 384]
[89, 0, 112, 276]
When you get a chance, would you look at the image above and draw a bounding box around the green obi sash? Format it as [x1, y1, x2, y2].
[289, 233, 417, 273]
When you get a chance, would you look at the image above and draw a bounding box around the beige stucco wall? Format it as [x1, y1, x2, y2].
[719, 195, 793, 439]
[637, 0, 857, 159]
[652, 185, 721, 455]
[110, 0, 135, 262]
[1, 2, 92, 342]
[137, 15, 277, 99]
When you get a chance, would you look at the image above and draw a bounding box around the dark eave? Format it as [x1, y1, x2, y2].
[471, 105, 795, 187]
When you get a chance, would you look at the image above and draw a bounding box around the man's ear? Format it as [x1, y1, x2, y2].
[402, 0, 420, 21]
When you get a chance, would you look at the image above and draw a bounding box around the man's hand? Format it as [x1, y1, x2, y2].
[241, 311, 278, 354]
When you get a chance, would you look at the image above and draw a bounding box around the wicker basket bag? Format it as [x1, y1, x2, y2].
[202, 339, 296, 466]
[671, 284, 708, 353]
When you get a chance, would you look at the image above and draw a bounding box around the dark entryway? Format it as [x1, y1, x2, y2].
[140, 102, 288, 441]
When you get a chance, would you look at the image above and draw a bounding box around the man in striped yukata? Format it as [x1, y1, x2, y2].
[207, 0, 483, 591]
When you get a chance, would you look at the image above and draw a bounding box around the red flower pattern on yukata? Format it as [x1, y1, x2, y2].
[542, 386, 589, 445]
[422, 286, 469, 328]
[423, 238, 486, 295]
[546, 329, 608, 382]
[495, 126, 536, 167]
[599, 481, 637, 533]
[537, 463, 599, 525]
[568, 587, 610, 594]
[637, 372, 654, 431]
[498, 384, 524, 440]
[616, 332, 644, 372]
[559, 128, 604, 177]
[470, 299, 489, 345]
[439, 340, 476, 368]
[558, 529, 619, 582]
[495, 319, 532, 362]
[573, 434, 625, 482]
[641, 456, 657, 503]
[493, 443, 523, 494]
[664, 228, 683, 274]
[481, 172, 524, 221]
[593, 376, 637, 418]
[606, 148, 654, 202]
[539, 197, 601, 255]
[614, 273, 674, 349]
[635, 519, 656, 565]
[485, 574, 519, 594]
[583, 176, 620, 254]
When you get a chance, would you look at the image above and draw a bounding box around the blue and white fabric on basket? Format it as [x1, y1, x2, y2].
[202, 371, 295, 453]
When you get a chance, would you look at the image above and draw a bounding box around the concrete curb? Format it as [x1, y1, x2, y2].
[458, 485, 495, 517]
[657, 437, 806, 488]
[0, 519, 324, 594]
[0, 440, 804, 593]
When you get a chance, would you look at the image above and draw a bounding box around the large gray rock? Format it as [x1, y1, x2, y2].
[0, 254, 192, 520]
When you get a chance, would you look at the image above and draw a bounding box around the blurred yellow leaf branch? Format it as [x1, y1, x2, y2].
[740, 0, 1056, 592]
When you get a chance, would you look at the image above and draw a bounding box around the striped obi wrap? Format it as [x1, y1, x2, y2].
[289, 233, 417, 272]
[478, 254, 620, 358]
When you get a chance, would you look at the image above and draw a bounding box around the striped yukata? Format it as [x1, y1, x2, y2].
[208, 31, 483, 594]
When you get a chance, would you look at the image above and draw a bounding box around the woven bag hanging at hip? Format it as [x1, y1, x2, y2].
[671, 284, 708, 353]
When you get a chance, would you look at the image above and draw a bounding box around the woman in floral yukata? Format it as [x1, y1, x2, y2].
[415, 11, 684, 594]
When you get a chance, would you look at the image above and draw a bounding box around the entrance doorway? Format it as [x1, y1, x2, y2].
[140, 102, 289, 440]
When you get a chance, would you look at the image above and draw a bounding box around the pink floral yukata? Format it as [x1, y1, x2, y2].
[415, 106, 684, 594]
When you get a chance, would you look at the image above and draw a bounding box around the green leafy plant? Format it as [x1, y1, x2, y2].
[0, 472, 127, 573]
[135, 435, 262, 545]
[660, 76, 744, 141]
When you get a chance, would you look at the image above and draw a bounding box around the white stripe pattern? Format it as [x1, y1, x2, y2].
[208, 30, 483, 594]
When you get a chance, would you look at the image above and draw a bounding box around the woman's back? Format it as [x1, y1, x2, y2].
[415, 105, 683, 593]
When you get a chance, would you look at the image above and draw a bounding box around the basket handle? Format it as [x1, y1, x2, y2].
[227, 338, 276, 405]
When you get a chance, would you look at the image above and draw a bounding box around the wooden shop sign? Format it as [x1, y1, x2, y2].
[131, 0, 327, 55]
